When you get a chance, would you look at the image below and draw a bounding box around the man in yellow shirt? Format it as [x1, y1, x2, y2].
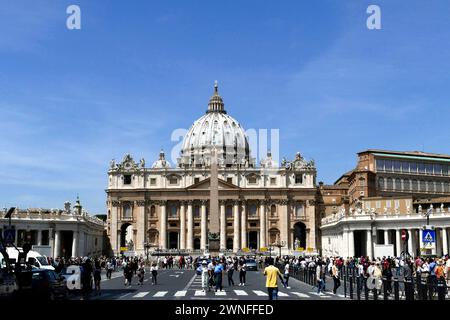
[264, 258, 284, 300]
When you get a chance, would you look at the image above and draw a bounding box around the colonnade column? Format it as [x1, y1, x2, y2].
[54, 230, 61, 258]
[260, 201, 266, 249]
[37, 230, 42, 246]
[200, 200, 207, 251]
[396, 229, 401, 256]
[280, 200, 289, 251]
[241, 202, 247, 249]
[180, 201, 186, 250]
[160, 201, 167, 250]
[384, 229, 390, 245]
[407, 229, 413, 257]
[233, 200, 240, 252]
[72, 231, 78, 257]
[441, 228, 448, 256]
[220, 201, 226, 250]
[186, 201, 193, 250]
[348, 230, 355, 258]
[110, 205, 118, 253]
[366, 229, 373, 259]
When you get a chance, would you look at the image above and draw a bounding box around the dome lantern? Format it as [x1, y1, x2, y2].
[207, 80, 226, 114]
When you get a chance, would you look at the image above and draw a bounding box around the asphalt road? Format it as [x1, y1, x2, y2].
[68, 268, 349, 301]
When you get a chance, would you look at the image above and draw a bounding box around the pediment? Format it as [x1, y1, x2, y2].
[187, 178, 239, 190]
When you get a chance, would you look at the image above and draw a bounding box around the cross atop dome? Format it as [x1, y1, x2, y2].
[207, 80, 226, 114]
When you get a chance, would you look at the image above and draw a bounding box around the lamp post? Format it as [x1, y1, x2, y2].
[273, 240, 286, 258]
[143, 242, 150, 263]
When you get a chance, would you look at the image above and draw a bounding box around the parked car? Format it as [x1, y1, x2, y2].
[18, 269, 68, 300]
[245, 259, 258, 271]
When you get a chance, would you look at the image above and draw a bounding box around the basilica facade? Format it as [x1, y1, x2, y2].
[106, 83, 318, 256]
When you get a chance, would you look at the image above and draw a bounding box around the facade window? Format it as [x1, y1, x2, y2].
[169, 204, 177, 217]
[248, 176, 257, 184]
[401, 161, 409, 173]
[410, 162, 417, 173]
[124, 175, 132, 185]
[445, 183, 450, 193]
[386, 200, 391, 208]
[270, 177, 277, 185]
[359, 178, 365, 187]
[376, 159, 385, 171]
[393, 178, 400, 190]
[434, 164, 442, 175]
[295, 204, 304, 217]
[419, 163, 426, 174]
[443, 165, 449, 176]
[365, 201, 371, 209]
[394, 200, 400, 209]
[225, 205, 233, 218]
[378, 177, 385, 189]
[420, 180, 426, 192]
[169, 177, 178, 185]
[193, 206, 200, 218]
[150, 205, 156, 217]
[295, 174, 303, 184]
[41, 230, 49, 245]
[150, 178, 156, 185]
[123, 204, 132, 218]
[376, 201, 381, 209]
[227, 177, 233, 184]
[194, 177, 200, 184]
[412, 179, 418, 191]
[426, 163, 433, 175]
[248, 204, 257, 216]
[394, 161, 401, 172]
[386, 177, 393, 190]
[270, 204, 277, 217]
[385, 160, 393, 172]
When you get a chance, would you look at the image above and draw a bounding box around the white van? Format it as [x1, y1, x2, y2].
[6, 247, 55, 271]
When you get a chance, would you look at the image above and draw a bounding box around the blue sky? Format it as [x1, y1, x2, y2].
[1, 1, 450, 213]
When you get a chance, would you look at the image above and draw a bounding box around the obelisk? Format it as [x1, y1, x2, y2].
[208, 147, 220, 252]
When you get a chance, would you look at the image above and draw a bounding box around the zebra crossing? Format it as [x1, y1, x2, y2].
[129, 289, 341, 299]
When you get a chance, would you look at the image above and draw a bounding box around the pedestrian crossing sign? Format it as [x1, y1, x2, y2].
[3, 227, 15, 245]
[421, 229, 436, 251]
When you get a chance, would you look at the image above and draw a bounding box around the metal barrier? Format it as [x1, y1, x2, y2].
[280, 263, 449, 301]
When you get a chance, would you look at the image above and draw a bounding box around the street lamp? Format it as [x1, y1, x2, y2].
[143, 242, 151, 262]
[272, 240, 286, 258]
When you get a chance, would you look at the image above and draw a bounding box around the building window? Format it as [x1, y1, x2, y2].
[443, 165, 449, 176]
[412, 179, 418, 191]
[386, 177, 393, 190]
[401, 161, 409, 173]
[385, 160, 393, 172]
[393, 178, 401, 190]
[376, 201, 381, 209]
[169, 204, 177, 217]
[270, 204, 277, 217]
[193, 206, 200, 218]
[386, 200, 391, 208]
[365, 201, 371, 210]
[226, 205, 233, 218]
[394, 200, 400, 209]
[295, 204, 304, 217]
[248, 204, 257, 216]
[434, 164, 442, 175]
[359, 178, 365, 187]
[194, 223, 200, 227]
[378, 177, 385, 189]
[410, 162, 417, 173]
[124, 175, 132, 185]
[150, 205, 156, 217]
[227, 223, 232, 227]
[194, 177, 200, 184]
[419, 163, 426, 174]
[376, 159, 385, 171]
[248, 176, 257, 184]
[270, 177, 277, 185]
[295, 174, 303, 184]
[394, 161, 401, 172]
[150, 178, 156, 185]
[227, 177, 233, 184]
[169, 177, 178, 185]
[41, 230, 49, 245]
[123, 204, 132, 218]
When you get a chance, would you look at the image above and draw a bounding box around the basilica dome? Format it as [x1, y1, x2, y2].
[179, 82, 251, 167]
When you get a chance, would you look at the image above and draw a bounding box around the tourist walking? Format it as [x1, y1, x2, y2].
[137, 263, 145, 285]
[150, 262, 158, 285]
[238, 260, 247, 286]
[331, 260, 341, 294]
[264, 257, 284, 300]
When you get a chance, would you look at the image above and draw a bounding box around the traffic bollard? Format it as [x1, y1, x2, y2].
[394, 279, 399, 300]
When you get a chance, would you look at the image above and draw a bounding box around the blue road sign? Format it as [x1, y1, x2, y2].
[3, 227, 15, 245]
[422, 229, 436, 244]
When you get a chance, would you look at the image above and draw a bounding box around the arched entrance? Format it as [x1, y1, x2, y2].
[293, 222, 307, 249]
[226, 238, 233, 250]
[120, 223, 133, 249]
[168, 232, 179, 249]
[194, 238, 201, 250]
[248, 231, 258, 249]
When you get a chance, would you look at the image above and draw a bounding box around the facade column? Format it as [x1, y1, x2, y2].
[72, 231, 78, 257]
[307, 200, 316, 250]
[280, 200, 289, 251]
[384, 229, 389, 245]
[241, 202, 247, 249]
[220, 201, 226, 250]
[442, 228, 448, 256]
[186, 201, 193, 250]
[160, 201, 167, 250]
[233, 200, 240, 252]
[366, 229, 373, 260]
[407, 229, 413, 257]
[200, 200, 207, 251]
[396, 229, 401, 256]
[110, 205, 118, 254]
[136, 204, 146, 253]
[180, 201, 186, 250]
[342, 230, 349, 258]
[348, 230, 355, 258]
[37, 230, 42, 246]
[54, 230, 61, 258]
[260, 201, 266, 249]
